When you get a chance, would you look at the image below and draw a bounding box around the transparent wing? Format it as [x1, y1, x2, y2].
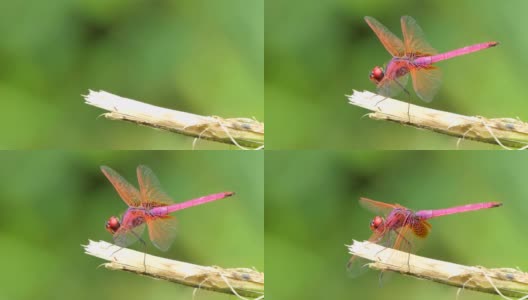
[147, 216, 178, 251]
[392, 218, 430, 255]
[347, 229, 387, 277]
[113, 211, 146, 248]
[101, 166, 141, 207]
[136, 165, 175, 207]
[400, 16, 437, 56]
[365, 16, 405, 57]
[359, 197, 403, 216]
[376, 73, 409, 99]
[346, 255, 370, 278]
[410, 67, 442, 102]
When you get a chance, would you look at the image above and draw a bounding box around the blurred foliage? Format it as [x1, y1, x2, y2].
[0, 0, 263, 149]
[0, 151, 263, 299]
[266, 0, 525, 149]
[266, 151, 524, 299]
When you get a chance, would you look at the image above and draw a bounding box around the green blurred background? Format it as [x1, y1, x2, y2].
[266, 151, 523, 299]
[0, 0, 263, 149]
[266, 0, 524, 149]
[0, 151, 263, 299]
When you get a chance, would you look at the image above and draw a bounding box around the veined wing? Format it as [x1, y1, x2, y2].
[410, 66, 442, 102]
[112, 210, 147, 248]
[136, 165, 175, 208]
[391, 217, 431, 255]
[359, 197, 405, 216]
[101, 165, 141, 207]
[376, 73, 409, 99]
[347, 228, 387, 277]
[146, 216, 178, 251]
[400, 16, 437, 56]
[365, 16, 405, 57]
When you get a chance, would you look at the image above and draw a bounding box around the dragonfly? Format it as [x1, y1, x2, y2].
[101, 165, 234, 263]
[348, 197, 502, 275]
[365, 16, 498, 103]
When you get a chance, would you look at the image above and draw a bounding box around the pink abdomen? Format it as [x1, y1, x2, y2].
[416, 201, 502, 219]
[150, 192, 234, 216]
[414, 41, 498, 66]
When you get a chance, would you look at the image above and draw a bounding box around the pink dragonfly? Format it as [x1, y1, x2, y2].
[348, 197, 502, 274]
[365, 16, 498, 102]
[101, 165, 234, 253]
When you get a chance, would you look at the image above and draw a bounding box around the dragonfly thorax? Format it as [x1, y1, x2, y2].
[369, 66, 384, 84]
[106, 216, 120, 234]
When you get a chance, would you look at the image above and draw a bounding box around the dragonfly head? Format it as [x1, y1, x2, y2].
[105, 216, 121, 234]
[369, 215, 385, 232]
[369, 66, 384, 84]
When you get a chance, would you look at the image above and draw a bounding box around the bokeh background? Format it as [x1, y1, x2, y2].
[0, 151, 263, 299]
[0, 0, 263, 149]
[266, 0, 524, 149]
[266, 151, 523, 299]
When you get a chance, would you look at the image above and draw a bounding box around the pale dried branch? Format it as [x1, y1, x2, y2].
[347, 90, 528, 149]
[83, 240, 264, 298]
[84, 90, 264, 149]
[347, 240, 528, 298]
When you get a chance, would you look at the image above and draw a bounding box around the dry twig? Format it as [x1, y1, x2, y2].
[84, 90, 264, 149]
[83, 240, 264, 298]
[348, 90, 528, 149]
[347, 240, 528, 298]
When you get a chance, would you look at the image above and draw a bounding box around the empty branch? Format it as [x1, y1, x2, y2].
[84, 90, 264, 149]
[347, 90, 528, 149]
[347, 240, 528, 298]
[83, 240, 264, 299]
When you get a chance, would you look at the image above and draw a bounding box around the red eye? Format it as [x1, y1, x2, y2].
[105, 216, 120, 234]
[370, 216, 384, 231]
[369, 66, 384, 84]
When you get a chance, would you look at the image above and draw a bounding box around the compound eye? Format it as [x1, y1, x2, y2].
[105, 216, 120, 234]
[369, 66, 384, 83]
[370, 216, 384, 231]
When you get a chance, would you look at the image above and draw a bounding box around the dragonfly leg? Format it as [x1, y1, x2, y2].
[373, 236, 391, 256]
[394, 229, 413, 273]
[392, 79, 412, 123]
[374, 244, 391, 257]
[405, 90, 412, 124]
[138, 240, 148, 273]
[372, 233, 391, 286]
[139, 238, 147, 273]
[129, 230, 148, 273]
[377, 270, 385, 287]
[374, 96, 389, 109]
[407, 103, 411, 124]
[110, 245, 124, 257]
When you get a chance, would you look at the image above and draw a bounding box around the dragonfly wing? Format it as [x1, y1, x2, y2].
[392, 218, 430, 255]
[346, 255, 369, 278]
[113, 210, 147, 247]
[359, 197, 402, 216]
[347, 230, 386, 277]
[400, 16, 437, 56]
[113, 223, 146, 248]
[136, 165, 175, 207]
[365, 16, 405, 57]
[147, 216, 178, 251]
[410, 67, 442, 102]
[376, 73, 409, 99]
[101, 166, 141, 207]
